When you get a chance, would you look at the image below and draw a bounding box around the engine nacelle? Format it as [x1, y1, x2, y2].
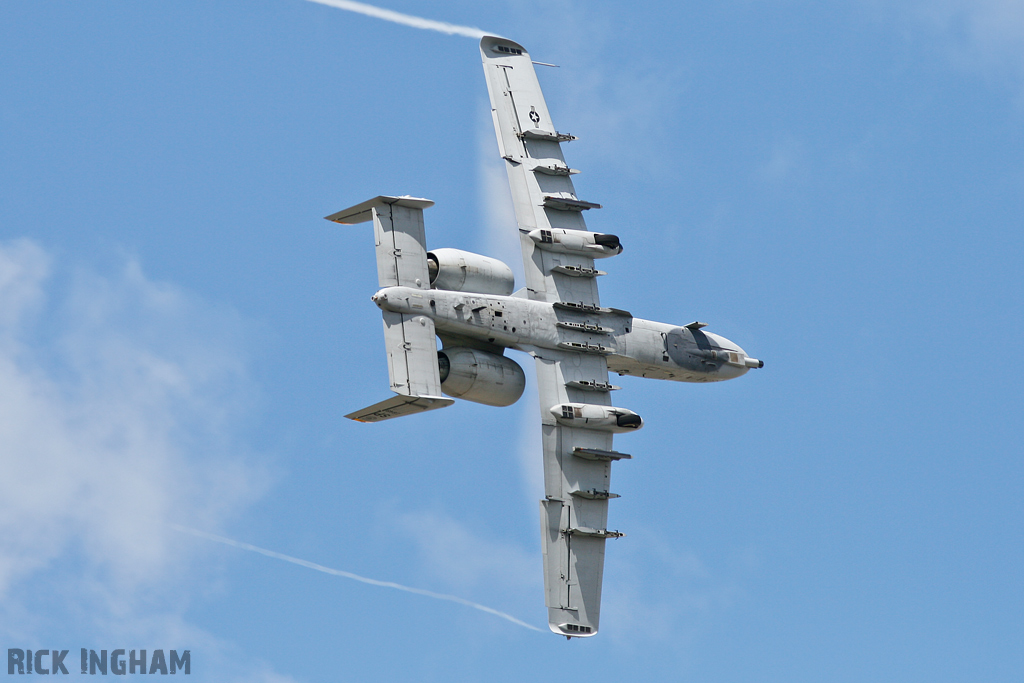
[427, 248, 515, 296]
[549, 403, 643, 432]
[437, 347, 526, 407]
[527, 228, 623, 258]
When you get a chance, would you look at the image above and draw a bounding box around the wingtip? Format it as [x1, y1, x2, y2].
[480, 35, 528, 56]
[550, 621, 598, 638]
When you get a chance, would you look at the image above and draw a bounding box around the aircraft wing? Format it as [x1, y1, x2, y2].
[531, 346, 625, 636]
[480, 36, 602, 308]
[482, 37, 626, 637]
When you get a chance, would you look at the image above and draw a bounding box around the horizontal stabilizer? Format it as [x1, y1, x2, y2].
[325, 195, 434, 225]
[346, 394, 453, 423]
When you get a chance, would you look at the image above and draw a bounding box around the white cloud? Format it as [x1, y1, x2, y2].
[478, 101, 526, 281]
[475, 0, 685, 183]
[73, 609, 305, 682]
[879, 0, 1024, 85]
[392, 507, 540, 594]
[600, 531, 751, 645]
[0, 239, 269, 644]
[926, 0, 1024, 56]
[514, 381, 544, 510]
[758, 135, 811, 186]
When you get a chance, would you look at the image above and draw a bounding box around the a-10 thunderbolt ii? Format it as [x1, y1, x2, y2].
[327, 36, 762, 638]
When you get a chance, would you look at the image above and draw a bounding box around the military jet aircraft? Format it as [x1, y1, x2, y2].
[327, 35, 762, 638]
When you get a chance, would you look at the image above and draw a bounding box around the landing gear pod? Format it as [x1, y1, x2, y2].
[527, 228, 623, 258]
[438, 347, 526, 406]
[427, 248, 515, 296]
[549, 403, 644, 432]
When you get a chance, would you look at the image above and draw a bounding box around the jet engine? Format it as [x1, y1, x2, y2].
[427, 248, 515, 296]
[437, 347, 526, 407]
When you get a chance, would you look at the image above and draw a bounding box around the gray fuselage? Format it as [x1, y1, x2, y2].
[372, 286, 754, 383]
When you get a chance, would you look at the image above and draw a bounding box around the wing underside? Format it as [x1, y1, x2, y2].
[536, 352, 614, 634]
[482, 36, 630, 637]
[533, 348, 623, 636]
[480, 36, 602, 308]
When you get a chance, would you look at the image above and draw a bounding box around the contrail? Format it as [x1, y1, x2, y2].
[172, 525, 542, 633]
[302, 0, 490, 39]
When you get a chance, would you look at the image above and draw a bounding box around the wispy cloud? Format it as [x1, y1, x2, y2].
[882, 0, 1024, 86]
[302, 0, 491, 39]
[600, 530, 752, 645]
[0, 240, 269, 650]
[514, 386, 545, 510]
[478, 106, 524, 283]
[496, 0, 685, 177]
[925, 0, 1024, 58]
[757, 135, 811, 187]
[392, 508, 540, 595]
[174, 524, 542, 632]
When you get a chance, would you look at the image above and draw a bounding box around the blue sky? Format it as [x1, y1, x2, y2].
[1, 1, 1022, 680]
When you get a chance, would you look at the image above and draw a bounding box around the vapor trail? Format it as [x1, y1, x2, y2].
[302, 0, 490, 39]
[172, 525, 542, 632]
